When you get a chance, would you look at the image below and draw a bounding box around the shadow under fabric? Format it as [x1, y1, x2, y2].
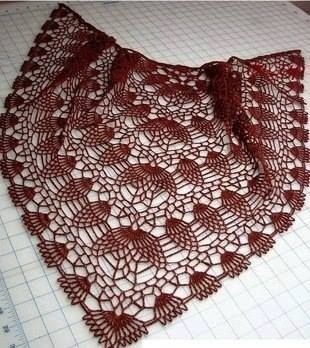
[0, 3, 309, 347]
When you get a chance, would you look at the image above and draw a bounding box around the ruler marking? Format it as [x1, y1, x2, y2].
[0, 271, 29, 348]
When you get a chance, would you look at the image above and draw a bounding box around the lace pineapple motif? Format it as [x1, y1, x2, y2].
[0, 4, 309, 348]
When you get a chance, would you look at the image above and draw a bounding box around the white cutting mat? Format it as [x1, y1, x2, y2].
[0, 1, 310, 347]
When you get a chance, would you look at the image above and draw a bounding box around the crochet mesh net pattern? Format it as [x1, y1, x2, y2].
[0, 4, 309, 347]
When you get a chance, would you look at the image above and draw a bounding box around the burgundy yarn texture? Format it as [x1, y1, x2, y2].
[0, 4, 309, 347]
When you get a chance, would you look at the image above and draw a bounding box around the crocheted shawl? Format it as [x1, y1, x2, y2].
[0, 4, 308, 347]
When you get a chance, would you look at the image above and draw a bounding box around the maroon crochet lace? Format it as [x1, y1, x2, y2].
[0, 3, 309, 347]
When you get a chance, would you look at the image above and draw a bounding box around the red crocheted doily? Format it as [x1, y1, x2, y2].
[0, 4, 309, 347]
